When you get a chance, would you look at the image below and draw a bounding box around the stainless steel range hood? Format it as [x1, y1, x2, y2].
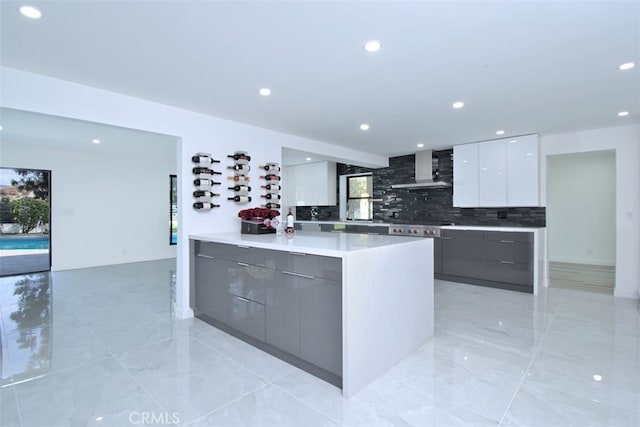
[391, 150, 451, 189]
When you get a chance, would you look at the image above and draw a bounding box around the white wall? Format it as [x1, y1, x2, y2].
[0, 138, 177, 270]
[0, 67, 388, 318]
[541, 125, 639, 299]
[547, 151, 616, 266]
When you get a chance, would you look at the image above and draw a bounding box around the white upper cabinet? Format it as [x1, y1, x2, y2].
[453, 143, 479, 207]
[285, 161, 337, 206]
[506, 134, 539, 206]
[453, 134, 540, 207]
[478, 140, 508, 207]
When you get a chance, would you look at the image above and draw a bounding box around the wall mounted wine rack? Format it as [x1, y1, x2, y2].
[227, 151, 252, 204]
[192, 152, 221, 211]
[259, 162, 281, 213]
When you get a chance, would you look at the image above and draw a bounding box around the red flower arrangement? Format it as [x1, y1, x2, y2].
[238, 207, 281, 230]
[238, 207, 281, 221]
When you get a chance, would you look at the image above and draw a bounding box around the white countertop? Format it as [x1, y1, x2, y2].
[189, 231, 427, 257]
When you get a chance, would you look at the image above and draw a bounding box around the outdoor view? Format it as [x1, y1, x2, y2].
[0, 167, 51, 276]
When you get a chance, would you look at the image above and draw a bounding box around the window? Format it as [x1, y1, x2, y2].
[346, 174, 373, 220]
[170, 175, 177, 245]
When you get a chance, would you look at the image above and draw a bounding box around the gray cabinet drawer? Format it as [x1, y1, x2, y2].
[483, 260, 532, 286]
[483, 241, 532, 263]
[227, 262, 273, 305]
[483, 231, 533, 243]
[228, 295, 266, 342]
[268, 251, 342, 281]
[196, 241, 265, 266]
[265, 271, 300, 356]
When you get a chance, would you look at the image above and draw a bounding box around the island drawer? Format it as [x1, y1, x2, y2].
[267, 250, 342, 281]
[483, 231, 533, 243]
[196, 241, 266, 266]
[226, 262, 273, 305]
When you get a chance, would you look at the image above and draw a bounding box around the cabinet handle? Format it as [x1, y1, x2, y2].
[440, 237, 452, 240]
[197, 254, 215, 259]
[367, 232, 380, 235]
[236, 296, 252, 303]
[237, 245, 250, 249]
[282, 270, 315, 280]
[289, 252, 307, 256]
[237, 262, 250, 267]
[500, 260, 515, 264]
[500, 240, 515, 243]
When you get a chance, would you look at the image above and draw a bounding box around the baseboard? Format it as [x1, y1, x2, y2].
[548, 257, 615, 267]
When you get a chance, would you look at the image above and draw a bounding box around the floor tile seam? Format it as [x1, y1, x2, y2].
[268, 381, 346, 426]
[9, 380, 24, 427]
[108, 349, 175, 422]
[179, 382, 273, 427]
[394, 379, 503, 424]
[5, 354, 114, 389]
[187, 333, 272, 382]
[497, 307, 558, 426]
[522, 380, 640, 415]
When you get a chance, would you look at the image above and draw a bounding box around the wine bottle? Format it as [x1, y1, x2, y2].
[192, 167, 221, 175]
[192, 155, 220, 164]
[227, 153, 251, 161]
[261, 184, 281, 191]
[228, 195, 252, 203]
[260, 174, 281, 181]
[194, 178, 221, 186]
[193, 190, 219, 198]
[285, 208, 295, 234]
[259, 164, 281, 172]
[262, 203, 281, 209]
[228, 185, 251, 192]
[228, 175, 250, 182]
[260, 193, 281, 200]
[193, 201, 220, 209]
[228, 164, 250, 173]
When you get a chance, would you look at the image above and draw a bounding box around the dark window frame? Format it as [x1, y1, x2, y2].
[346, 173, 373, 220]
[170, 174, 177, 245]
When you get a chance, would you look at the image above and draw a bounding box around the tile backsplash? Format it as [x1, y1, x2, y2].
[297, 149, 546, 227]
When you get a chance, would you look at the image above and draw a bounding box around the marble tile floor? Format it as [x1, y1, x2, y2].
[0, 258, 638, 427]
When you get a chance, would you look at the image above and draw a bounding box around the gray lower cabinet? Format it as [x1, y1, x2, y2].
[299, 277, 342, 376]
[436, 230, 534, 293]
[193, 251, 266, 341]
[265, 271, 300, 356]
[441, 230, 484, 278]
[192, 240, 343, 382]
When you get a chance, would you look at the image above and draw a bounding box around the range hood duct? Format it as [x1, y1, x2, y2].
[391, 150, 451, 189]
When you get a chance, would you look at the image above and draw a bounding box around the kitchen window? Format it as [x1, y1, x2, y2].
[346, 174, 373, 220]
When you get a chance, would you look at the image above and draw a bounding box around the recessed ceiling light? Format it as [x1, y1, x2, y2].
[496, 130, 505, 135]
[360, 123, 370, 131]
[363, 40, 382, 53]
[618, 62, 635, 71]
[305, 157, 312, 161]
[92, 139, 101, 144]
[593, 374, 603, 382]
[417, 143, 424, 148]
[258, 88, 271, 96]
[618, 111, 629, 117]
[452, 101, 464, 109]
[0, 126, 3, 131]
[20, 5, 42, 19]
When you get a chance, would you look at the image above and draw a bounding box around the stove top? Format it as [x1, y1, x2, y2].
[389, 224, 445, 237]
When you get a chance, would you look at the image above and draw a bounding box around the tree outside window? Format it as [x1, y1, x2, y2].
[346, 174, 373, 220]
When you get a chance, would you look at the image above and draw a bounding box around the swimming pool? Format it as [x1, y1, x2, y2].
[0, 236, 50, 250]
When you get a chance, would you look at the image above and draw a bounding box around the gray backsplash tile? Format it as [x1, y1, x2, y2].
[296, 149, 546, 227]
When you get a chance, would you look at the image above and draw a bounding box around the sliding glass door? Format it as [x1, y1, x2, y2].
[0, 167, 51, 276]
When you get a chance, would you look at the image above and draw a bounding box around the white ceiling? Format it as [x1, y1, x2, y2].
[0, 1, 638, 158]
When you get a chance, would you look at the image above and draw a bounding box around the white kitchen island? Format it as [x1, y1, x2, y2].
[189, 231, 434, 397]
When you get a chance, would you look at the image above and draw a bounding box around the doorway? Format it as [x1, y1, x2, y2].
[0, 167, 51, 276]
[546, 151, 616, 293]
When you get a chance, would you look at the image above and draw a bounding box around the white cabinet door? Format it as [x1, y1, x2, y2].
[507, 135, 540, 206]
[285, 161, 336, 206]
[453, 143, 479, 207]
[478, 140, 507, 207]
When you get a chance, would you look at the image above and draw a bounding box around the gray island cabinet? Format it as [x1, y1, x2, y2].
[190, 231, 434, 397]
